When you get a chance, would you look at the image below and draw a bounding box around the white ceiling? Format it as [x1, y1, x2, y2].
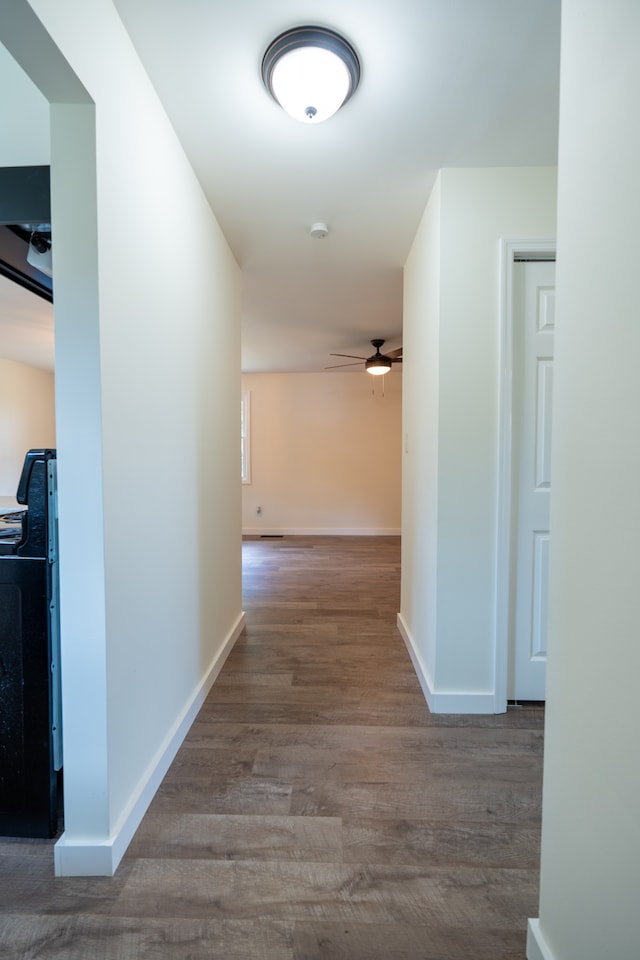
[0, 0, 560, 374]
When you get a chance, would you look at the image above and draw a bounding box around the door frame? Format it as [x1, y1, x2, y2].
[494, 238, 556, 712]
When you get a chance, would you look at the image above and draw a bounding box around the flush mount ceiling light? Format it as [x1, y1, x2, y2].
[262, 26, 360, 124]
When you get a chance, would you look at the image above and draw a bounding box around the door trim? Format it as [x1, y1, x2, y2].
[494, 239, 556, 713]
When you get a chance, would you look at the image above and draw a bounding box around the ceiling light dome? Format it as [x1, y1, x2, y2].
[262, 26, 360, 124]
[365, 356, 392, 376]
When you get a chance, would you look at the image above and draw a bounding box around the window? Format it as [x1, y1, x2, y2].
[241, 390, 251, 484]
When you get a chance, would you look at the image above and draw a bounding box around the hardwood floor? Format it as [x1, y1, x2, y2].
[0, 536, 544, 959]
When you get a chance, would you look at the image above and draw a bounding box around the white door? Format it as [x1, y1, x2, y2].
[509, 260, 555, 700]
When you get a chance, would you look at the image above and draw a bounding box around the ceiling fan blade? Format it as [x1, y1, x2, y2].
[325, 362, 362, 369]
[329, 352, 367, 360]
[386, 347, 403, 359]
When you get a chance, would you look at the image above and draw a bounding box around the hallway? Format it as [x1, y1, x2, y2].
[0, 536, 543, 959]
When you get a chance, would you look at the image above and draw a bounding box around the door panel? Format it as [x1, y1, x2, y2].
[535, 360, 554, 488]
[509, 260, 555, 701]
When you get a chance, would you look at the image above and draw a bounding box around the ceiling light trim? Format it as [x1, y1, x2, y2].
[262, 25, 361, 124]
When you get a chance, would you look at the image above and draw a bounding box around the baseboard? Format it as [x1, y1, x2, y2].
[242, 527, 401, 537]
[527, 920, 556, 960]
[54, 611, 246, 877]
[396, 613, 495, 714]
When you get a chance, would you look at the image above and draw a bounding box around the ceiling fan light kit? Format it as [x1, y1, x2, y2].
[326, 339, 402, 375]
[262, 26, 360, 124]
[366, 356, 392, 376]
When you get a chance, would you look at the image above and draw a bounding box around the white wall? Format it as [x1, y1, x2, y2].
[0, 357, 55, 494]
[529, 3, 640, 958]
[400, 176, 441, 684]
[242, 371, 402, 535]
[401, 167, 557, 712]
[5, 0, 242, 874]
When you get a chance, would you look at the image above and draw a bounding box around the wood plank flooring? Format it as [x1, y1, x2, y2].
[0, 536, 544, 959]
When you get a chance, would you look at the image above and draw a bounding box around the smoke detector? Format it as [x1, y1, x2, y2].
[310, 222, 329, 239]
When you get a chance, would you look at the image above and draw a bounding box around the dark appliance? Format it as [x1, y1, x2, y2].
[0, 449, 62, 837]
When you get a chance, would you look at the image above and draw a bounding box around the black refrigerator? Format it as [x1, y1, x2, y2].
[0, 449, 62, 838]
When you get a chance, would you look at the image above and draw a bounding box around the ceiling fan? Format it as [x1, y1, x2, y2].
[326, 338, 403, 375]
